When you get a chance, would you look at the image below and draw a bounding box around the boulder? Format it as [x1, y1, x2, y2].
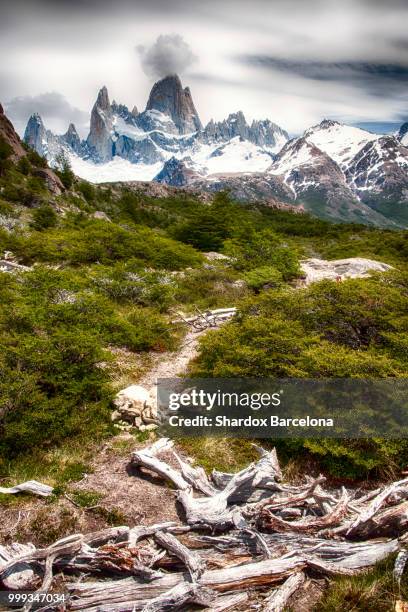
[113, 385, 151, 422]
[300, 257, 393, 285]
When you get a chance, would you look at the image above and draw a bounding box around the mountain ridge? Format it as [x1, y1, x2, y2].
[20, 75, 408, 228]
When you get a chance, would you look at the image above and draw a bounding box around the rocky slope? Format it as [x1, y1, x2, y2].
[0, 103, 26, 159]
[1, 104, 64, 195]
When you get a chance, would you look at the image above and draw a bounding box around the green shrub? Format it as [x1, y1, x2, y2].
[16, 156, 31, 176]
[9, 219, 203, 269]
[190, 273, 408, 476]
[243, 266, 283, 291]
[55, 154, 75, 189]
[78, 181, 96, 202]
[26, 150, 48, 168]
[30, 204, 58, 230]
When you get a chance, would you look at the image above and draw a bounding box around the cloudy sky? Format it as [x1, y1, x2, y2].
[2, 0, 408, 137]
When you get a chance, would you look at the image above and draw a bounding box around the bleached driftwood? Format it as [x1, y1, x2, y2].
[0, 480, 53, 497]
[131, 438, 190, 491]
[141, 582, 215, 612]
[6, 440, 408, 609]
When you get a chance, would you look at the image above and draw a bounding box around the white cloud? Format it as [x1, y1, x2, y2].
[1, 0, 407, 135]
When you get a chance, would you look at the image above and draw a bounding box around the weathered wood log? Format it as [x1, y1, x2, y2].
[196, 531, 400, 570]
[345, 478, 408, 538]
[0, 480, 53, 497]
[173, 451, 219, 496]
[0, 534, 83, 587]
[211, 446, 282, 503]
[260, 475, 327, 512]
[131, 438, 190, 490]
[128, 522, 180, 547]
[262, 571, 306, 611]
[142, 582, 215, 611]
[347, 500, 408, 539]
[22, 553, 56, 612]
[154, 531, 205, 581]
[84, 526, 130, 547]
[259, 488, 350, 534]
[8, 443, 408, 610]
[176, 464, 260, 530]
[205, 592, 249, 611]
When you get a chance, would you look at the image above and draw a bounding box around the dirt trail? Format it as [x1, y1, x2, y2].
[139, 328, 206, 389]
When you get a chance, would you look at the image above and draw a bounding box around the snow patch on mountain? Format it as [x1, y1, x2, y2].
[304, 120, 378, 168]
[69, 155, 163, 183]
[194, 137, 274, 175]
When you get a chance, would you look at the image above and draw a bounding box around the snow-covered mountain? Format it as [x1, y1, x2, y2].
[22, 75, 408, 228]
[24, 74, 288, 183]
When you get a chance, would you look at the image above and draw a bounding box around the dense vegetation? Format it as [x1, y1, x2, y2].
[0, 139, 407, 482]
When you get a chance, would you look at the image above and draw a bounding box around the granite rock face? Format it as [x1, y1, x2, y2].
[202, 111, 288, 150]
[300, 257, 393, 285]
[24, 113, 47, 156]
[154, 156, 203, 186]
[87, 86, 114, 162]
[62, 123, 82, 154]
[145, 74, 202, 134]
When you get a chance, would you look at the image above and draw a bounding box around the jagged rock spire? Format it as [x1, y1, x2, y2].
[24, 113, 47, 156]
[63, 123, 81, 153]
[145, 74, 202, 134]
[87, 86, 113, 162]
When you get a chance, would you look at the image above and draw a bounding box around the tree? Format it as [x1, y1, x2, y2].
[55, 153, 75, 189]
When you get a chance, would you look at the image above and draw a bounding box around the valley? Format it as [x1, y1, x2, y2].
[0, 101, 408, 610]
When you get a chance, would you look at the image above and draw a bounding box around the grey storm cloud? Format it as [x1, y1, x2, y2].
[240, 56, 408, 96]
[5, 92, 88, 134]
[137, 34, 198, 79]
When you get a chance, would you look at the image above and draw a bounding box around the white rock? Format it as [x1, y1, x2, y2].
[114, 384, 151, 416]
[204, 252, 231, 262]
[93, 211, 111, 222]
[300, 257, 392, 285]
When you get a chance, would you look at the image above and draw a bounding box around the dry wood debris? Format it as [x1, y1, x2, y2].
[2, 438, 408, 610]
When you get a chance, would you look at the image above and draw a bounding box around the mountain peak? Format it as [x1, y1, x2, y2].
[319, 119, 341, 129]
[63, 123, 81, 153]
[24, 113, 47, 155]
[66, 123, 78, 136]
[145, 74, 202, 134]
[87, 87, 113, 162]
[96, 86, 110, 110]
